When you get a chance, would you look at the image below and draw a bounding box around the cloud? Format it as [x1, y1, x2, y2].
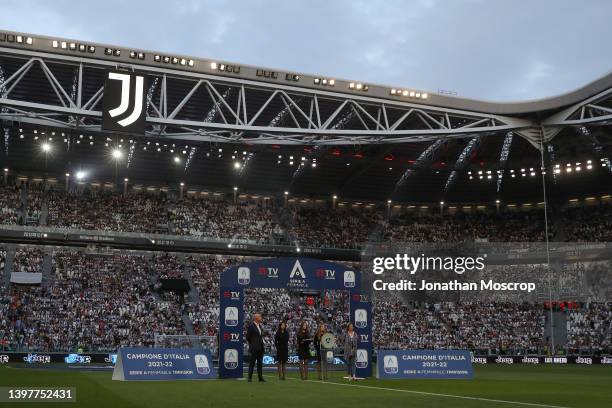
[0, 0, 610, 101]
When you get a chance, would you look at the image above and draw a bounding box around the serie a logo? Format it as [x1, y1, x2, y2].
[383, 355, 398, 374]
[356, 349, 368, 368]
[237, 267, 250, 285]
[224, 307, 238, 326]
[102, 71, 146, 134]
[343, 270, 355, 288]
[224, 349, 239, 369]
[355, 309, 367, 328]
[195, 354, 211, 375]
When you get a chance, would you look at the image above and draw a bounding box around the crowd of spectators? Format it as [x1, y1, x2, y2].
[0, 247, 610, 354]
[372, 301, 545, 354]
[385, 210, 548, 243]
[566, 302, 612, 354]
[23, 183, 44, 224]
[0, 185, 21, 225]
[187, 255, 231, 340]
[562, 203, 612, 242]
[289, 207, 385, 249]
[47, 189, 170, 233]
[3, 181, 612, 249]
[169, 198, 282, 243]
[12, 247, 44, 273]
[155, 253, 185, 280]
[0, 250, 186, 351]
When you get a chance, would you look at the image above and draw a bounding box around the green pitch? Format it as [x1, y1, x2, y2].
[0, 365, 610, 408]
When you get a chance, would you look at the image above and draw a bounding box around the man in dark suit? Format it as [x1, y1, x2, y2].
[246, 313, 265, 382]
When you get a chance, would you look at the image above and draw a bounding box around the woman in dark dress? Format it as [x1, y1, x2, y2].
[296, 320, 311, 380]
[274, 321, 289, 380]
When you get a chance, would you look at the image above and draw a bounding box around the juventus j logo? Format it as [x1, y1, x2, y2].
[102, 71, 146, 133]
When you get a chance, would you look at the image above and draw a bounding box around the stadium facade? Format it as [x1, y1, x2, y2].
[0, 30, 610, 363]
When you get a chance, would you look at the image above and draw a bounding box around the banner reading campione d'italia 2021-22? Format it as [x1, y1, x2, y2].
[219, 257, 373, 379]
[377, 349, 473, 379]
[112, 347, 216, 381]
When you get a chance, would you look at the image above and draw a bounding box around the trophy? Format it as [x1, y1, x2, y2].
[319, 333, 336, 381]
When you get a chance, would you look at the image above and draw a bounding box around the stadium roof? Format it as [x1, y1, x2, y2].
[1, 30, 611, 203]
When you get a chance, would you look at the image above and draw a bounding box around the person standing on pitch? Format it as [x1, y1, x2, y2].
[246, 313, 265, 382]
[274, 321, 289, 380]
[296, 320, 311, 380]
[313, 323, 327, 380]
[344, 323, 358, 380]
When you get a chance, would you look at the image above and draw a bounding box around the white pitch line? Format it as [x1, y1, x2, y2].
[261, 375, 571, 408]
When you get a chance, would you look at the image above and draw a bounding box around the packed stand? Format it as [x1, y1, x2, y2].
[187, 256, 228, 339]
[562, 203, 612, 242]
[155, 253, 185, 280]
[289, 207, 384, 249]
[23, 182, 44, 224]
[12, 247, 44, 273]
[372, 300, 546, 354]
[385, 210, 549, 243]
[0, 185, 21, 225]
[46, 189, 170, 233]
[169, 197, 282, 243]
[0, 250, 186, 351]
[566, 302, 612, 354]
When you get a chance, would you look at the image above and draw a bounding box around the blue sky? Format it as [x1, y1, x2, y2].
[2, 0, 610, 101]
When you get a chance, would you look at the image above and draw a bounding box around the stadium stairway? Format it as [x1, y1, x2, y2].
[2, 244, 16, 286]
[39, 188, 49, 226]
[183, 262, 200, 305]
[545, 310, 568, 352]
[41, 248, 53, 288]
[181, 312, 197, 337]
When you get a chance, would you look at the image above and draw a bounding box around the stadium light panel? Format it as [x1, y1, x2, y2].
[41, 142, 51, 152]
[112, 149, 122, 159]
